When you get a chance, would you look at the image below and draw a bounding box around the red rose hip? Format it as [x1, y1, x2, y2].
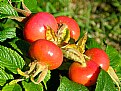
[56, 16, 80, 41]
[69, 61, 100, 86]
[85, 48, 110, 71]
[23, 12, 58, 43]
[29, 39, 63, 70]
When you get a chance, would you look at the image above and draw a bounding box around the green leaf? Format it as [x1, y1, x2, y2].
[0, 68, 13, 80]
[0, 2, 18, 19]
[0, 79, 6, 86]
[2, 83, 22, 91]
[95, 69, 116, 91]
[86, 38, 101, 49]
[22, 81, 43, 91]
[9, 38, 30, 55]
[0, 45, 25, 74]
[106, 45, 121, 82]
[106, 45, 121, 68]
[0, 27, 16, 42]
[57, 76, 89, 91]
[11, 0, 22, 2]
[24, 0, 37, 12]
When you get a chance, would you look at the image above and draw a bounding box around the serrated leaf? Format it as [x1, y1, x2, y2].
[0, 27, 16, 42]
[2, 83, 22, 91]
[0, 68, 13, 80]
[0, 79, 6, 86]
[0, 45, 25, 74]
[106, 45, 121, 81]
[57, 76, 89, 91]
[95, 69, 116, 91]
[9, 38, 30, 55]
[86, 38, 101, 49]
[0, 2, 18, 19]
[106, 45, 121, 68]
[22, 81, 43, 91]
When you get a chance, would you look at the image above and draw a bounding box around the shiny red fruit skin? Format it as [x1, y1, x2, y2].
[69, 61, 100, 86]
[23, 12, 58, 43]
[85, 48, 110, 71]
[29, 39, 63, 70]
[56, 16, 80, 41]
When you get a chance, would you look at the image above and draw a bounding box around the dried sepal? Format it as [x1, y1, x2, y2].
[57, 24, 70, 45]
[45, 26, 58, 44]
[17, 61, 48, 84]
[63, 44, 78, 50]
[9, 79, 24, 85]
[62, 47, 86, 67]
[76, 32, 88, 53]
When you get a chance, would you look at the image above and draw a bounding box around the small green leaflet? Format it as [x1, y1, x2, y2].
[0, 68, 13, 80]
[106, 45, 121, 68]
[57, 76, 89, 91]
[9, 38, 30, 55]
[2, 83, 22, 91]
[0, 68, 13, 86]
[0, 2, 18, 19]
[22, 81, 43, 91]
[0, 79, 6, 86]
[106, 45, 121, 80]
[0, 27, 16, 42]
[24, 0, 37, 12]
[0, 45, 25, 74]
[86, 38, 101, 49]
[95, 69, 116, 91]
[11, 0, 22, 2]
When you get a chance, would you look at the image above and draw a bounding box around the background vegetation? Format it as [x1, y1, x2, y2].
[0, 0, 121, 91]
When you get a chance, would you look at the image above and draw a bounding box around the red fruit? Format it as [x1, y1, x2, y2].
[69, 61, 100, 86]
[29, 39, 63, 70]
[85, 48, 110, 71]
[56, 16, 80, 41]
[23, 12, 58, 43]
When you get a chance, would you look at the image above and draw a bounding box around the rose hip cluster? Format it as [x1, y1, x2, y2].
[22, 12, 110, 86]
